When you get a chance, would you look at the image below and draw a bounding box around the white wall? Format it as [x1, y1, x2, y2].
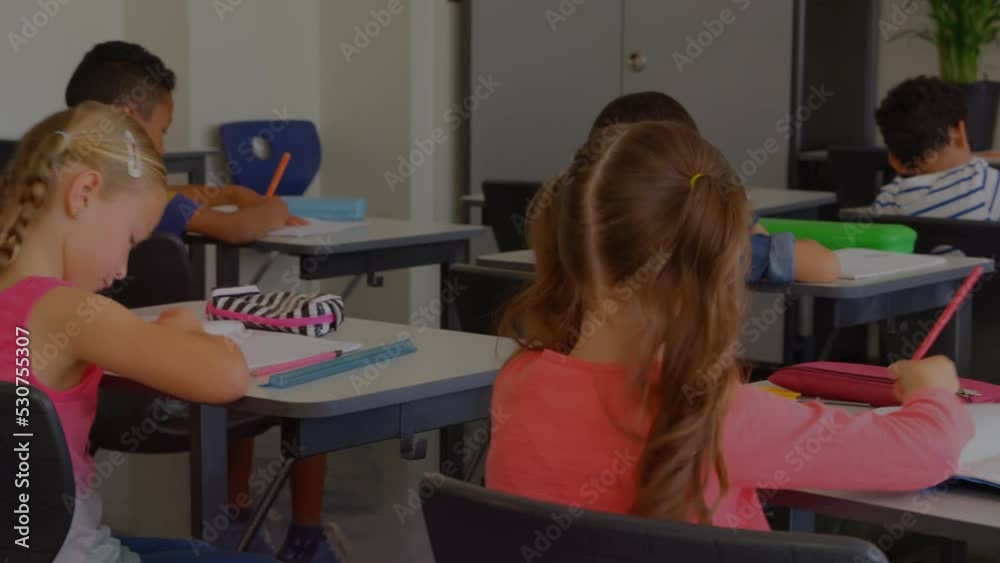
[877, 0, 1000, 147]
[0, 0, 124, 138]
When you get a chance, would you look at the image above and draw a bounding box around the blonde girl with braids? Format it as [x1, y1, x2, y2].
[0, 103, 277, 562]
[486, 121, 973, 530]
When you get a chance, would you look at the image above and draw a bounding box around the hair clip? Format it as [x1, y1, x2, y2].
[689, 173, 705, 189]
[53, 130, 71, 149]
[124, 130, 142, 178]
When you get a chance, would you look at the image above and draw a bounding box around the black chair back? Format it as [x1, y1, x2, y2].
[0, 382, 74, 561]
[482, 181, 541, 252]
[449, 264, 533, 336]
[0, 139, 16, 170]
[101, 233, 196, 308]
[421, 475, 887, 563]
[828, 146, 895, 209]
[841, 210, 1000, 380]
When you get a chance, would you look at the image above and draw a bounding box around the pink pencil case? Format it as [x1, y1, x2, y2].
[768, 362, 1000, 407]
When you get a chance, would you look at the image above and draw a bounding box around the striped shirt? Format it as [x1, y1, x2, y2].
[869, 158, 1000, 254]
[871, 157, 1000, 220]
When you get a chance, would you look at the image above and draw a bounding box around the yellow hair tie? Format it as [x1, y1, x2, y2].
[689, 173, 705, 189]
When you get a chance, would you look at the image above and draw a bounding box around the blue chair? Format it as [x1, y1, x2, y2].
[218, 120, 321, 196]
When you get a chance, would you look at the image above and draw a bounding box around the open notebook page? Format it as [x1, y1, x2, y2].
[877, 404, 1000, 486]
[142, 318, 361, 370]
[834, 249, 947, 280]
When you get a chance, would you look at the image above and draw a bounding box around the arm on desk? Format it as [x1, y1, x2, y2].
[725, 385, 973, 491]
[40, 287, 250, 403]
[794, 239, 841, 283]
[186, 199, 291, 244]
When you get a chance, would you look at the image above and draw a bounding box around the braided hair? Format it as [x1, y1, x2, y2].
[0, 102, 165, 268]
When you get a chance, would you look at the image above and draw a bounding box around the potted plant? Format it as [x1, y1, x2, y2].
[907, 0, 1000, 150]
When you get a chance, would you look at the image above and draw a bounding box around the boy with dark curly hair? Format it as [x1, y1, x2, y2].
[870, 76, 1000, 232]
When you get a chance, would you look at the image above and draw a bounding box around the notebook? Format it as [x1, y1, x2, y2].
[142, 317, 362, 373]
[267, 219, 368, 238]
[834, 249, 946, 280]
[876, 404, 1000, 488]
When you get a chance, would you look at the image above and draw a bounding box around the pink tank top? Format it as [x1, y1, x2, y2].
[0, 276, 103, 482]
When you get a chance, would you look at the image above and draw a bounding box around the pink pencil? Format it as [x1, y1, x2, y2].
[912, 266, 984, 360]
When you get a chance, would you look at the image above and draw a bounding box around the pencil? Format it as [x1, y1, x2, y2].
[912, 265, 984, 360]
[264, 152, 292, 197]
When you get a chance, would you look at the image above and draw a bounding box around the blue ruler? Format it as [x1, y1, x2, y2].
[262, 339, 417, 389]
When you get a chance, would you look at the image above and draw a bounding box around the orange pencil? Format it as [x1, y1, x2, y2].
[264, 152, 292, 197]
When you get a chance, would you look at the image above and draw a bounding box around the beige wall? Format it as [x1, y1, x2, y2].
[877, 0, 1000, 147]
[125, 0, 191, 153]
[0, 0, 124, 138]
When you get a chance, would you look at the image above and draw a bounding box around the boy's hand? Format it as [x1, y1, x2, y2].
[155, 308, 204, 333]
[252, 197, 293, 232]
[889, 355, 961, 401]
[286, 215, 309, 226]
[230, 185, 266, 208]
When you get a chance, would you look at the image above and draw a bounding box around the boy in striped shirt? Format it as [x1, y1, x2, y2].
[870, 76, 1000, 232]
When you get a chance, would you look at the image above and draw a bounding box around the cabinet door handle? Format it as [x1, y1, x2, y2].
[627, 49, 647, 73]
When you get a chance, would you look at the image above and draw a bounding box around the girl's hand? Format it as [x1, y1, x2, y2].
[155, 307, 204, 333]
[889, 355, 961, 401]
[286, 214, 309, 226]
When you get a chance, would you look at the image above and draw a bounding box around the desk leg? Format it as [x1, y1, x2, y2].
[940, 296, 973, 376]
[440, 244, 467, 331]
[189, 245, 207, 300]
[216, 246, 241, 288]
[943, 540, 967, 563]
[788, 509, 816, 533]
[190, 404, 228, 539]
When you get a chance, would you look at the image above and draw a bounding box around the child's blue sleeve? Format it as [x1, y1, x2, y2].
[747, 233, 795, 284]
[154, 193, 201, 237]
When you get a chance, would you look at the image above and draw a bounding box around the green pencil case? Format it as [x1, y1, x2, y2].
[758, 218, 917, 253]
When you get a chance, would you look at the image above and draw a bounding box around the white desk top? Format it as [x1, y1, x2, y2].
[800, 148, 1000, 167]
[463, 187, 835, 217]
[133, 302, 514, 419]
[477, 250, 992, 299]
[189, 216, 485, 254]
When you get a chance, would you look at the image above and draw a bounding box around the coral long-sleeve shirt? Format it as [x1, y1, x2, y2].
[485, 350, 974, 530]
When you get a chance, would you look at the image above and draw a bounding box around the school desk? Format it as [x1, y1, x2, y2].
[750, 381, 1000, 555]
[185, 217, 484, 328]
[164, 149, 216, 185]
[801, 148, 1000, 167]
[476, 250, 994, 374]
[461, 186, 837, 224]
[129, 301, 512, 541]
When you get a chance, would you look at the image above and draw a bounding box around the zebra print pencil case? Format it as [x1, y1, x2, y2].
[206, 285, 345, 337]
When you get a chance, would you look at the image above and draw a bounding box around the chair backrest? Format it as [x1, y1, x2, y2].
[0, 139, 17, 169]
[421, 474, 887, 563]
[828, 146, 895, 209]
[842, 210, 1000, 380]
[449, 264, 533, 336]
[218, 120, 321, 196]
[0, 382, 75, 560]
[482, 181, 542, 252]
[100, 233, 196, 308]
